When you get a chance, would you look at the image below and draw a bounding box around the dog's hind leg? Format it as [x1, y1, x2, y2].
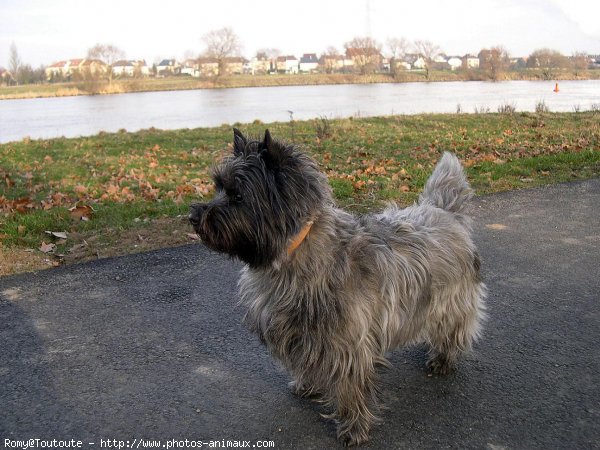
[425, 282, 486, 375]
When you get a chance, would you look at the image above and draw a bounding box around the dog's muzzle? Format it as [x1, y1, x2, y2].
[189, 203, 207, 228]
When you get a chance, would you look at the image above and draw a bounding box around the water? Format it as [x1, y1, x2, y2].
[1, 80, 599, 144]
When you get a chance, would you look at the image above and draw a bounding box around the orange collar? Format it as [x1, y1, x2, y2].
[287, 221, 314, 256]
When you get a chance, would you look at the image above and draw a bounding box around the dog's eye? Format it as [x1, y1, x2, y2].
[234, 194, 243, 203]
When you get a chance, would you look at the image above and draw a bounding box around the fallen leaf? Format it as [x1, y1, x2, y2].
[39, 242, 56, 253]
[69, 204, 94, 221]
[45, 231, 68, 240]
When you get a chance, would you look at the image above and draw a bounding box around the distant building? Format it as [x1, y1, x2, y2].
[405, 54, 426, 69]
[299, 53, 319, 73]
[345, 47, 382, 74]
[447, 56, 463, 70]
[276, 56, 299, 74]
[319, 53, 344, 73]
[463, 54, 480, 69]
[197, 57, 219, 76]
[112, 60, 150, 77]
[0, 67, 12, 84]
[156, 59, 180, 76]
[180, 59, 199, 77]
[249, 53, 272, 74]
[45, 58, 107, 80]
[224, 56, 246, 75]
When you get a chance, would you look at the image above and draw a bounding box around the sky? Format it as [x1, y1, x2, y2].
[1, 0, 599, 68]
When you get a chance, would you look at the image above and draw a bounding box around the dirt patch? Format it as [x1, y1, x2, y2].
[1, 216, 200, 277]
[0, 246, 55, 276]
[63, 216, 198, 264]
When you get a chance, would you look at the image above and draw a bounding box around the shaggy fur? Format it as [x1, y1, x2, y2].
[189, 129, 486, 446]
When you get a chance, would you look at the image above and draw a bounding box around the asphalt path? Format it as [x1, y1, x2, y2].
[1, 179, 599, 449]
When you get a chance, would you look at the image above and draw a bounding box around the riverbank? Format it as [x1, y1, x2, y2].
[1, 111, 599, 275]
[2, 69, 599, 100]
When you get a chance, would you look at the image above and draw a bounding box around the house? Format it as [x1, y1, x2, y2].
[80, 59, 108, 77]
[276, 56, 299, 74]
[319, 54, 344, 73]
[405, 54, 426, 70]
[345, 47, 382, 74]
[197, 57, 219, 76]
[112, 60, 150, 77]
[45, 59, 83, 80]
[299, 53, 319, 73]
[393, 60, 412, 71]
[45, 59, 107, 80]
[432, 54, 450, 70]
[156, 59, 180, 76]
[0, 67, 12, 84]
[462, 54, 480, 69]
[249, 53, 272, 74]
[224, 57, 246, 75]
[381, 57, 391, 72]
[447, 56, 463, 70]
[180, 59, 200, 77]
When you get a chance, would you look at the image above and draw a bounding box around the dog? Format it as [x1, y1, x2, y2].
[189, 129, 486, 446]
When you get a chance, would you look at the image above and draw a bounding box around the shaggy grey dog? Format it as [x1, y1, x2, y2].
[189, 129, 486, 446]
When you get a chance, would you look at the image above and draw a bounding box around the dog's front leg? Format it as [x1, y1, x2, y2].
[330, 365, 379, 446]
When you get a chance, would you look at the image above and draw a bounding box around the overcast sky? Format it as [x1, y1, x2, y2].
[1, 0, 599, 68]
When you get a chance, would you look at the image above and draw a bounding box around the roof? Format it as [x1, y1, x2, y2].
[157, 59, 177, 67]
[300, 53, 318, 64]
[113, 60, 134, 67]
[81, 59, 106, 67]
[277, 55, 298, 62]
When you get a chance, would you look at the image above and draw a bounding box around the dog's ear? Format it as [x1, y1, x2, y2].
[260, 129, 284, 170]
[262, 129, 273, 150]
[233, 128, 247, 156]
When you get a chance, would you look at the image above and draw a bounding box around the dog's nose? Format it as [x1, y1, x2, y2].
[189, 203, 206, 227]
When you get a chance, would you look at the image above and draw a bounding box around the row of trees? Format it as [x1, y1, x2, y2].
[199, 30, 596, 80]
[3, 28, 597, 85]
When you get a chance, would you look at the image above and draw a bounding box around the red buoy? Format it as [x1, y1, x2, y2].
[553, 83, 559, 93]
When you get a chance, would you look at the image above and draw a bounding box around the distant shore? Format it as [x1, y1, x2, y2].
[1, 70, 599, 100]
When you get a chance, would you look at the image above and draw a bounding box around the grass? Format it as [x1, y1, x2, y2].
[1, 111, 599, 275]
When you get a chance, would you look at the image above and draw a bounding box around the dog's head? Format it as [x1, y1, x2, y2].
[189, 129, 330, 268]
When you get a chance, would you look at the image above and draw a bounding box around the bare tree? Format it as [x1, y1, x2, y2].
[571, 51, 589, 76]
[87, 43, 125, 83]
[321, 46, 341, 74]
[527, 48, 569, 80]
[344, 36, 382, 75]
[413, 40, 441, 80]
[202, 27, 242, 77]
[386, 37, 410, 75]
[9, 42, 21, 84]
[478, 46, 510, 81]
[257, 48, 281, 59]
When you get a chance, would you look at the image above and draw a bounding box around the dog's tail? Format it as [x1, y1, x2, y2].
[419, 152, 472, 213]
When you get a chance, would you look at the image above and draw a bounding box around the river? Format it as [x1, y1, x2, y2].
[1, 80, 599, 144]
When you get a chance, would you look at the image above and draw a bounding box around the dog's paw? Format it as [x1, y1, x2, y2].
[337, 423, 370, 447]
[426, 355, 456, 375]
[288, 380, 319, 398]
